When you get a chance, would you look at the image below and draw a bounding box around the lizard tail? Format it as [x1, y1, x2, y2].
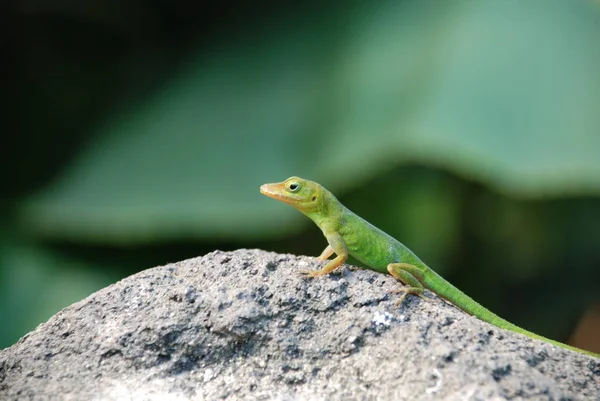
[422, 269, 599, 358]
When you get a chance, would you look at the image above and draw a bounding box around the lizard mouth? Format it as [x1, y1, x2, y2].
[260, 183, 296, 205]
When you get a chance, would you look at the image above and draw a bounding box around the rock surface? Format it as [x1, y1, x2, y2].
[1, 249, 599, 400]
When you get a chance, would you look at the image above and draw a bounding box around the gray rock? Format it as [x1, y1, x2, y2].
[1, 249, 598, 400]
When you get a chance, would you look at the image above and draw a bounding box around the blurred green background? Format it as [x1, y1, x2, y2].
[2, 0, 600, 353]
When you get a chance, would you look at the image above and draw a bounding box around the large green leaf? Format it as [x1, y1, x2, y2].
[19, 0, 600, 243]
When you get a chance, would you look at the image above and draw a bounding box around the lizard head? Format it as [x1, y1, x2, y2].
[260, 176, 323, 214]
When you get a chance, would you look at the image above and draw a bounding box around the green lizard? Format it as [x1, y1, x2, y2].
[260, 176, 599, 357]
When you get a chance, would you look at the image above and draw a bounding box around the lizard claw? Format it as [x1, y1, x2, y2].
[389, 287, 428, 307]
[394, 292, 409, 307]
[300, 269, 332, 278]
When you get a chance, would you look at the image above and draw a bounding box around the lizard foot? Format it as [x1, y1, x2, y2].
[390, 287, 427, 307]
[299, 269, 326, 278]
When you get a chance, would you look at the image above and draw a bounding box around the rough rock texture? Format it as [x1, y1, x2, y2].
[1, 249, 599, 400]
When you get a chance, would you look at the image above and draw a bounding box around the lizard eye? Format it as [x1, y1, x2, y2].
[288, 182, 300, 192]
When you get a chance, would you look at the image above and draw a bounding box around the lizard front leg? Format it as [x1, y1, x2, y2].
[301, 232, 347, 277]
[317, 245, 335, 261]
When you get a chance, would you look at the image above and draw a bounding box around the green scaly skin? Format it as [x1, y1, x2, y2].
[260, 176, 599, 358]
